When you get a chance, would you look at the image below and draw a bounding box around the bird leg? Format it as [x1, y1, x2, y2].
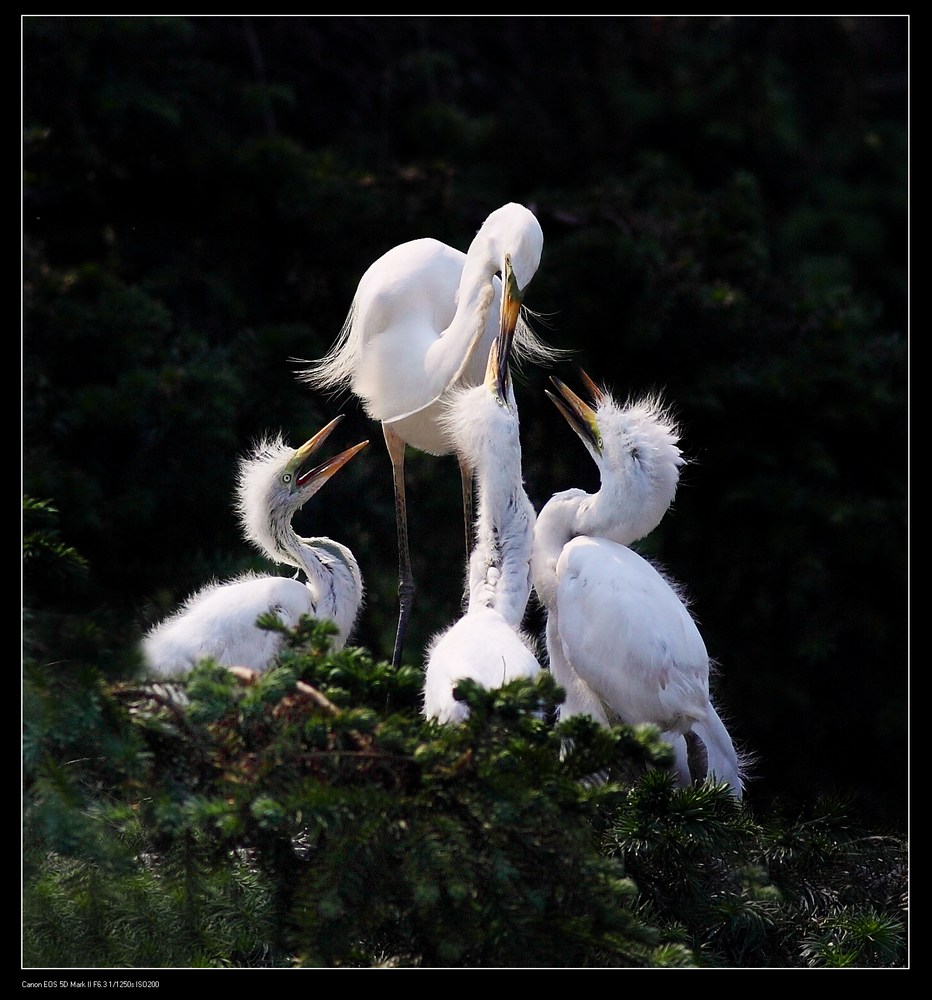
[684, 729, 709, 785]
[458, 454, 475, 608]
[458, 454, 475, 557]
[384, 422, 415, 669]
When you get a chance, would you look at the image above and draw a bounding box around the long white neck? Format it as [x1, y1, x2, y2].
[247, 506, 363, 643]
[294, 535, 364, 643]
[532, 486, 623, 611]
[424, 249, 497, 391]
[467, 436, 536, 627]
[246, 497, 305, 570]
[447, 384, 536, 627]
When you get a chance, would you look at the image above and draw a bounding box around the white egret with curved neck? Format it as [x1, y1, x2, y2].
[532, 373, 745, 797]
[300, 202, 555, 667]
[142, 416, 368, 676]
[422, 330, 540, 724]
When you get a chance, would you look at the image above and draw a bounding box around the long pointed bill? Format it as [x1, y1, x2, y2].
[545, 376, 603, 456]
[293, 415, 369, 488]
[497, 252, 524, 387]
[578, 368, 606, 405]
[485, 317, 515, 405]
[295, 439, 369, 489]
[295, 413, 344, 460]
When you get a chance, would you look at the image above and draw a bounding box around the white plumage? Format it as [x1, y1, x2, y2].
[142, 417, 367, 677]
[423, 607, 541, 725]
[301, 202, 555, 666]
[532, 374, 744, 797]
[422, 334, 541, 724]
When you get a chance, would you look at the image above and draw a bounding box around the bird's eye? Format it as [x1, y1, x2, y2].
[282, 472, 293, 484]
[494, 269, 502, 280]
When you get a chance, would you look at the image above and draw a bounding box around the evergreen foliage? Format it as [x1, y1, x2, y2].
[23, 618, 906, 969]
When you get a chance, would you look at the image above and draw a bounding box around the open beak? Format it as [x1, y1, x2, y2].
[293, 414, 369, 488]
[545, 376, 603, 456]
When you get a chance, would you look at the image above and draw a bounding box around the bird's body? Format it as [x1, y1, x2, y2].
[142, 419, 367, 677]
[302, 203, 554, 666]
[142, 572, 342, 675]
[422, 333, 541, 723]
[306, 203, 551, 443]
[338, 237, 486, 453]
[544, 536, 708, 732]
[533, 376, 744, 797]
[423, 606, 541, 725]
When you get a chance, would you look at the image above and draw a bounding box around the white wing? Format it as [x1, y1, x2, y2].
[553, 536, 710, 733]
[143, 574, 314, 676]
[347, 239, 469, 421]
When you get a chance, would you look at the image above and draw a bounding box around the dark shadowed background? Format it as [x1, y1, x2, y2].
[22, 15, 908, 828]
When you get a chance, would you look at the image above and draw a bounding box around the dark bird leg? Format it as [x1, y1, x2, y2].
[458, 454, 474, 556]
[685, 730, 709, 785]
[458, 454, 475, 608]
[384, 422, 415, 669]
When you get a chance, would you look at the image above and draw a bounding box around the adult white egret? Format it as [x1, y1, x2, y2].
[531, 373, 744, 797]
[300, 202, 555, 667]
[142, 416, 368, 676]
[422, 332, 540, 724]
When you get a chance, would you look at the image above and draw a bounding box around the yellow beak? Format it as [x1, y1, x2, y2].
[293, 415, 369, 488]
[546, 376, 602, 455]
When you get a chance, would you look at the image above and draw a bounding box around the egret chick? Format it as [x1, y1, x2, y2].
[142, 416, 368, 676]
[422, 330, 540, 724]
[532, 374, 744, 797]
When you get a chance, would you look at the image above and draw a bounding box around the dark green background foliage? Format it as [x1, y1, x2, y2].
[23, 14, 907, 958]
